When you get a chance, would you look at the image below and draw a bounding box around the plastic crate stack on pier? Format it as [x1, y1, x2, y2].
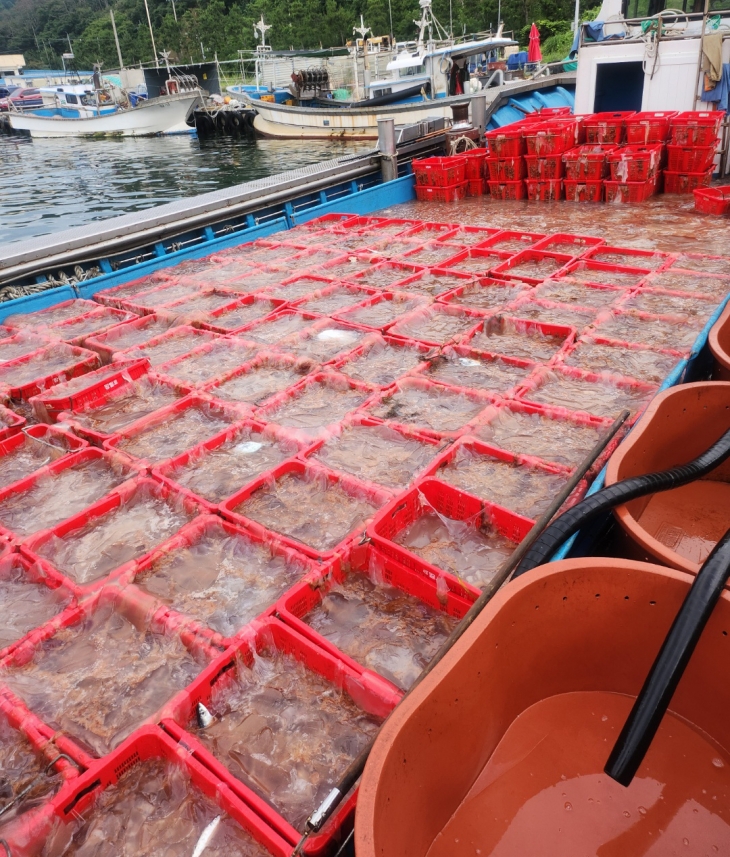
[0, 212, 728, 855]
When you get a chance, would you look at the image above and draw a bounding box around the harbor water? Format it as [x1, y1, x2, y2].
[0, 134, 370, 244]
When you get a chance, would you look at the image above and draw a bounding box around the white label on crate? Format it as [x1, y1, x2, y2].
[458, 358, 481, 367]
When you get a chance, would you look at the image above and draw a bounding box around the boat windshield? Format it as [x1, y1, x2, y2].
[399, 64, 426, 77]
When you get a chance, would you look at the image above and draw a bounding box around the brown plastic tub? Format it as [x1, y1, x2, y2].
[356, 557, 730, 857]
[605, 381, 730, 573]
[709, 302, 730, 380]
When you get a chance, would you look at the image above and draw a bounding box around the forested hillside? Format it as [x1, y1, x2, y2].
[0, 0, 579, 74]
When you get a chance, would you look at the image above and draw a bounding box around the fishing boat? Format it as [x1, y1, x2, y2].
[6, 79, 201, 138]
[239, 0, 533, 140]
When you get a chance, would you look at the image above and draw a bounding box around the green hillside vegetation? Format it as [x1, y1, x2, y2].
[0, 0, 587, 73]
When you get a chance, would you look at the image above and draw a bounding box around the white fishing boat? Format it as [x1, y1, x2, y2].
[7, 80, 201, 138]
[239, 0, 526, 140]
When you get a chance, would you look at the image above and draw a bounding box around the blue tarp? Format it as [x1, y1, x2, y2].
[507, 51, 529, 70]
[701, 63, 730, 113]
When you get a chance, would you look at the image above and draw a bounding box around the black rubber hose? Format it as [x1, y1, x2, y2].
[513, 426, 730, 577]
[605, 525, 730, 786]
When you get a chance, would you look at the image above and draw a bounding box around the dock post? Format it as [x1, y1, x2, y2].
[471, 93, 487, 140]
[377, 118, 398, 182]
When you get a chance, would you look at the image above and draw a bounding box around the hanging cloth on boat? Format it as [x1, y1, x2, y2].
[702, 31, 723, 83]
[701, 63, 730, 113]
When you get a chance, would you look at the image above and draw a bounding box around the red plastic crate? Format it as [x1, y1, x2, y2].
[440, 247, 511, 276]
[332, 291, 429, 333]
[3, 299, 100, 332]
[152, 336, 260, 393]
[467, 178, 487, 196]
[83, 313, 172, 363]
[111, 325, 219, 367]
[694, 185, 730, 215]
[583, 245, 669, 271]
[604, 177, 658, 203]
[560, 258, 651, 287]
[531, 233, 604, 256]
[607, 144, 663, 182]
[624, 111, 677, 144]
[666, 143, 716, 173]
[3, 725, 292, 857]
[42, 306, 137, 348]
[523, 119, 580, 156]
[363, 375, 493, 441]
[0, 424, 88, 476]
[103, 393, 245, 469]
[0, 447, 140, 544]
[524, 154, 564, 179]
[277, 542, 472, 690]
[486, 156, 526, 181]
[479, 230, 546, 252]
[519, 363, 657, 424]
[388, 303, 486, 348]
[131, 513, 318, 648]
[491, 249, 573, 285]
[461, 147, 488, 179]
[220, 458, 390, 562]
[582, 111, 634, 144]
[0, 552, 78, 662]
[20, 476, 204, 597]
[92, 272, 177, 309]
[0, 343, 100, 401]
[465, 314, 576, 362]
[488, 179, 527, 200]
[0, 404, 24, 442]
[663, 169, 713, 195]
[562, 144, 614, 181]
[29, 358, 150, 423]
[368, 478, 531, 600]
[485, 126, 526, 157]
[160, 617, 400, 855]
[412, 156, 467, 186]
[414, 181, 468, 202]
[153, 419, 302, 514]
[525, 179, 563, 201]
[670, 111, 723, 147]
[473, 396, 616, 474]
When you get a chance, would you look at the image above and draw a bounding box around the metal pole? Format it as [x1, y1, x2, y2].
[377, 117, 398, 182]
[573, 0, 580, 32]
[110, 10, 124, 71]
[471, 92, 487, 138]
[143, 0, 159, 68]
[693, 0, 711, 109]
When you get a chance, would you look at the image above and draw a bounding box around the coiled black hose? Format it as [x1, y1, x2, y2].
[513, 426, 730, 577]
[605, 525, 730, 786]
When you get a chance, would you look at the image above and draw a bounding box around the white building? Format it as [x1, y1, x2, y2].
[0, 54, 26, 78]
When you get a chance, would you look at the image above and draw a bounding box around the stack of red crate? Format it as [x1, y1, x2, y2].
[522, 117, 583, 201]
[665, 111, 722, 194]
[460, 147, 489, 196]
[485, 125, 528, 200]
[412, 156, 469, 202]
[602, 111, 671, 202]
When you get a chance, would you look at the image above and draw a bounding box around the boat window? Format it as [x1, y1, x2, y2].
[399, 64, 426, 78]
[65, 93, 78, 104]
[373, 88, 393, 96]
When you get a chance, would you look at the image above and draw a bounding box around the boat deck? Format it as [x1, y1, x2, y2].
[0, 191, 727, 856]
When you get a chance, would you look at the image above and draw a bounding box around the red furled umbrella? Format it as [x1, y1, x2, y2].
[528, 23, 542, 63]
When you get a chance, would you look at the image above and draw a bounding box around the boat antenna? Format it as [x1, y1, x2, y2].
[110, 9, 124, 70]
[254, 16, 272, 50]
[143, 0, 159, 67]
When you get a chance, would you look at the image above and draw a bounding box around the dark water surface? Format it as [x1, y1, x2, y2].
[0, 134, 371, 246]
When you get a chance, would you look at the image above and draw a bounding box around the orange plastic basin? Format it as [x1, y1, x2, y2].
[356, 558, 730, 857]
[606, 381, 730, 573]
[709, 302, 730, 381]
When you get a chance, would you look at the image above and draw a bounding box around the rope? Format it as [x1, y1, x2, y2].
[449, 134, 478, 154]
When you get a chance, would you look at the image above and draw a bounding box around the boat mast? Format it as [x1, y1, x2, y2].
[353, 16, 372, 99]
[254, 16, 272, 91]
[110, 10, 124, 70]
